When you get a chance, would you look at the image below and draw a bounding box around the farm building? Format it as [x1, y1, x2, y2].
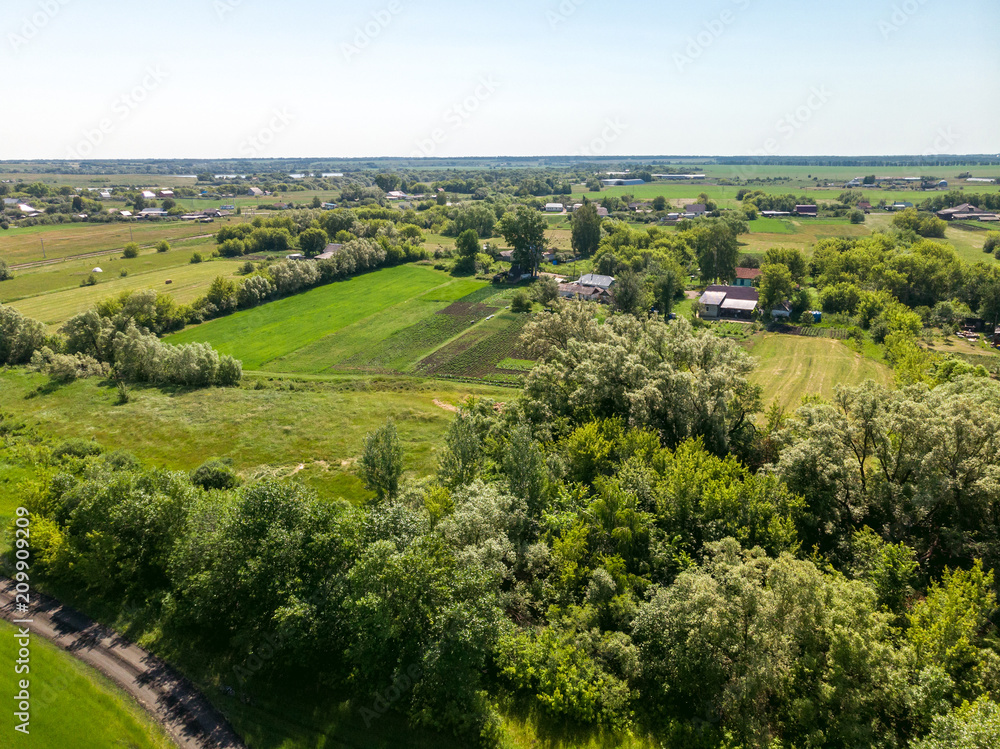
[314, 243, 344, 261]
[937, 203, 988, 221]
[248, 187, 265, 197]
[890, 202, 914, 211]
[684, 204, 708, 217]
[17, 204, 44, 217]
[545, 203, 565, 213]
[138, 208, 168, 218]
[386, 191, 407, 200]
[794, 205, 818, 216]
[760, 210, 791, 217]
[698, 285, 759, 320]
[652, 174, 706, 180]
[595, 207, 610, 217]
[967, 178, 997, 184]
[733, 267, 762, 287]
[601, 178, 646, 187]
[99, 190, 112, 199]
[158, 189, 175, 198]
[772, 301, 793, 320]
[141, 190, 156, 200]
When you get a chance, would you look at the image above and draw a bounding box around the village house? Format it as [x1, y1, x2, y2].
[698, 285, 759, 320]
[794, 205, 818, 217]
[545, 203, 565, 213]
[733, 267, 762, 287]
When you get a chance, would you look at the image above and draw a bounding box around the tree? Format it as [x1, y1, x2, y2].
[510, 290, 532, 313]
[850, 209, 865, 224]
[0, 258, 12, 281]
[533, 276, 559, 306]
[984, 232, 1000, 255]
[762, 247, 807, 283]
[497, 205, 547, 276]
[611, 269, 645, 317]
[298, 227, 329, 258]
[359, 418, 404, 501]
[652, 196, 668, 212]
[757, 264, 794, 318]
[156, 240, 170, 253]
[571, 202, 602, 258]
[122, 242, 140, 259]
[374, 173, 402, 192]
[162, 198, 176, 211]
[218, 239, 246, 258]
[450, 203, 496, 238]
[690, 221, 738, 283]
[455, 229, 480, 260]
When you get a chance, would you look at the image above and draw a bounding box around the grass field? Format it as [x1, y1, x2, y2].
[0, 220, 226, 265]
[0, 370, 507, 502]
[8, 254, 243, 327]
[747, 334, 892, 410]
[0, 619, 173, 749]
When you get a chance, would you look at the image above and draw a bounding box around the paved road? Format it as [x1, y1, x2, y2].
[0, 577, 245, 749]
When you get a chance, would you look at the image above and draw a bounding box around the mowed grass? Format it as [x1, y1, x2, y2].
[748, 334, 892, 411]
[0, 220, 221, 265]
[0, 370, 508, 503]
[8, 255, 243, 327]
[166, 265, 459, 369]
[0, 238, 216, 304]
[0, 619, 173, 749]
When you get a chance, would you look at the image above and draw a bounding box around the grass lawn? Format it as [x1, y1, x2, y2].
[749, 217, 794, 234]
[0, 619, 173, 749]
[747, 334, 892, 411]
[8, 254, 243, 327]
[0, 370, 507, 503]
[166, 265, 461, 370]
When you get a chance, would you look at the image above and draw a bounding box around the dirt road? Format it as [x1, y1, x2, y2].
[0, 577, 245, 749]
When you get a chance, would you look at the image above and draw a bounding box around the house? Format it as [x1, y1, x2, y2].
[17, 204, 44, 217]
[314, 243, 343, 261]
[595, 206, 610, 217]
[138, 208, 168, 218]
[248, 187, 265, 197]
[99, 190, 112, 199]
[760, 210, 791, 217]
[559, 282, 612, 303]
[158, 189, 175, 198]
[141, 190, 156, 200]
[890, 202, 914, 211]
[321, 202, 338, 210]
[545, 203, 564, 213]
[577, 273, 615, 291]
[733, 267, 762, 287]
[698, 285, 759, 320]
[386, 191, 407, 200]
[601, 178, 645, 187]
[794, 205, 818, 216]
[498, 250, 515, 262]
[857, 201, 872, 213]
[684, 204, 708, 217]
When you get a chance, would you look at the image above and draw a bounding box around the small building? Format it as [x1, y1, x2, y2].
[141, 190, 156, 200]
[2, 197, 18, 206]
[386, 191, 407, 200]
[684, 204, 708, 217]
[248, 187, 265, 197]
[99, 190, 112, 199]
[17, 204, 44, 217]
[760, 210, 791, 217]
[857, 201, 872, 213]
[498, 250, 515, 262]
[794, 205, 818, 216]
[577, 273, 615, 291]
[771, 301, 793, 320]
[314, 243, 344, 261]
[559, 282, 612, 304]
[601, 178, 646, 187]
[733, 267, 762, 287]
[698, 285, 759, 320]
[891, 202, 914, 211]
[595, 206, 610, 217]
[138, 208, 168, 218]
[158, 189, 175, 198]
[545, 203, 564, 213]
[937, 203, 986, 221]
[321, 202, 338, 210]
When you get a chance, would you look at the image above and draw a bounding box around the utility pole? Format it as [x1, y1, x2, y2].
[41, 238, 45, 258]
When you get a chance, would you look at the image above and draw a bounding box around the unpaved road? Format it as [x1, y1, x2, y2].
[0, 577, 245, 749]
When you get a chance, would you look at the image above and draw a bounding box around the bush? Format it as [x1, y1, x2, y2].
[52, 438, 102, 460]
[190, 252, 204, 264]
[123, 242, 140, 259]
[219, 238, 246, 258]
[81, 273, 99, 286]
[0, 305, 46, 365]
[984, 232, 1000, 255]
[120, 269, 128, 278]
[30, 347, 109, 383]
[849, 209, 865, 224]
[190, 458, 241, 491]
[156, 240, 170, 253]
[510, 291, 532, 313]
[0, 258, 12, 281]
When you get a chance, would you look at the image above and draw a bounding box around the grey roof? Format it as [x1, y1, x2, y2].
[706, 285, 759, 302]
[699, 291, 727, 306]
[721, 298, 758, 312]
[578, 273, 614, 288]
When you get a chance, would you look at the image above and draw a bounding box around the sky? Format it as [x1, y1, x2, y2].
[2, 0, 998, 160]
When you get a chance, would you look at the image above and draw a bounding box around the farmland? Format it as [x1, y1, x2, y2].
[0, 619, 173, 749]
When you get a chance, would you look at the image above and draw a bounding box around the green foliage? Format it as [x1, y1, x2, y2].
[913, 698, 1000, 749]
[298, 226, 329, 257]
[123, 242, 140, 259]
[190, 252, 204, 264]
[510, 290, 532, 313]
[455, 228, 480, 259]
[190, 458, 241, 491]
[571, 202, 602, 258]
[359, 418, 404, 501]
[0, 305, 46, 365]
[892, 207, 947, 238]
[497, 205, 547, 275]
[0, 257, 13, 281]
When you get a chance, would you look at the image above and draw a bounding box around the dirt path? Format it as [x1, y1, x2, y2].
[0, 577, 245, 749]
[10, 235, 215, 270]
[432, 399, 459, 412]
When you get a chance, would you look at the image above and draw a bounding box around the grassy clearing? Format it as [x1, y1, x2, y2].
[749, 218, 794, 234]
[8, 255, 243, 327]
[166, 265, 460, 370]
[0, 370, 507, 503]
[0, 619, 173, 749]
[0, 220, 222, 265]
[747, 334, 892, 411]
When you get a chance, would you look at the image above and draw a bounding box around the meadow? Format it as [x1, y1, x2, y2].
[0, 619, 173, 749]
[746, 334, 893, 410]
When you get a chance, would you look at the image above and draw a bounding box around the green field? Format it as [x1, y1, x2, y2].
[748, 334, 893, 410]
[8, 254, 243, 327]
[0, 619, 173, 749]
[0, 370, 508, 502]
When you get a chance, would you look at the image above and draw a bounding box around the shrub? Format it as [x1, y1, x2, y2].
[120, 268, 128, 278]
[52, 438, 102, 460]
[156, 240, 170, 253]
[511, 291, 532, 313]
[190, 458, 241, 491]
[219, 238, 246, 258]
[0, 258, 12, 281]
[30, 347, 109, 383]
[123, 242, 140, 259]
[0, 305, 46, 365]
[849, 209, 865, 224]
[81, 273, 99, 286]
[190, 252, 204, 264]
[984, 232, 1000, 255]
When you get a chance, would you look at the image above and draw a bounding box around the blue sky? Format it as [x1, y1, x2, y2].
[2, 0, 997, 159]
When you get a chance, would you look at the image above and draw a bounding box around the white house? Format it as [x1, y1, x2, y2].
[141, 190, 156, 200]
